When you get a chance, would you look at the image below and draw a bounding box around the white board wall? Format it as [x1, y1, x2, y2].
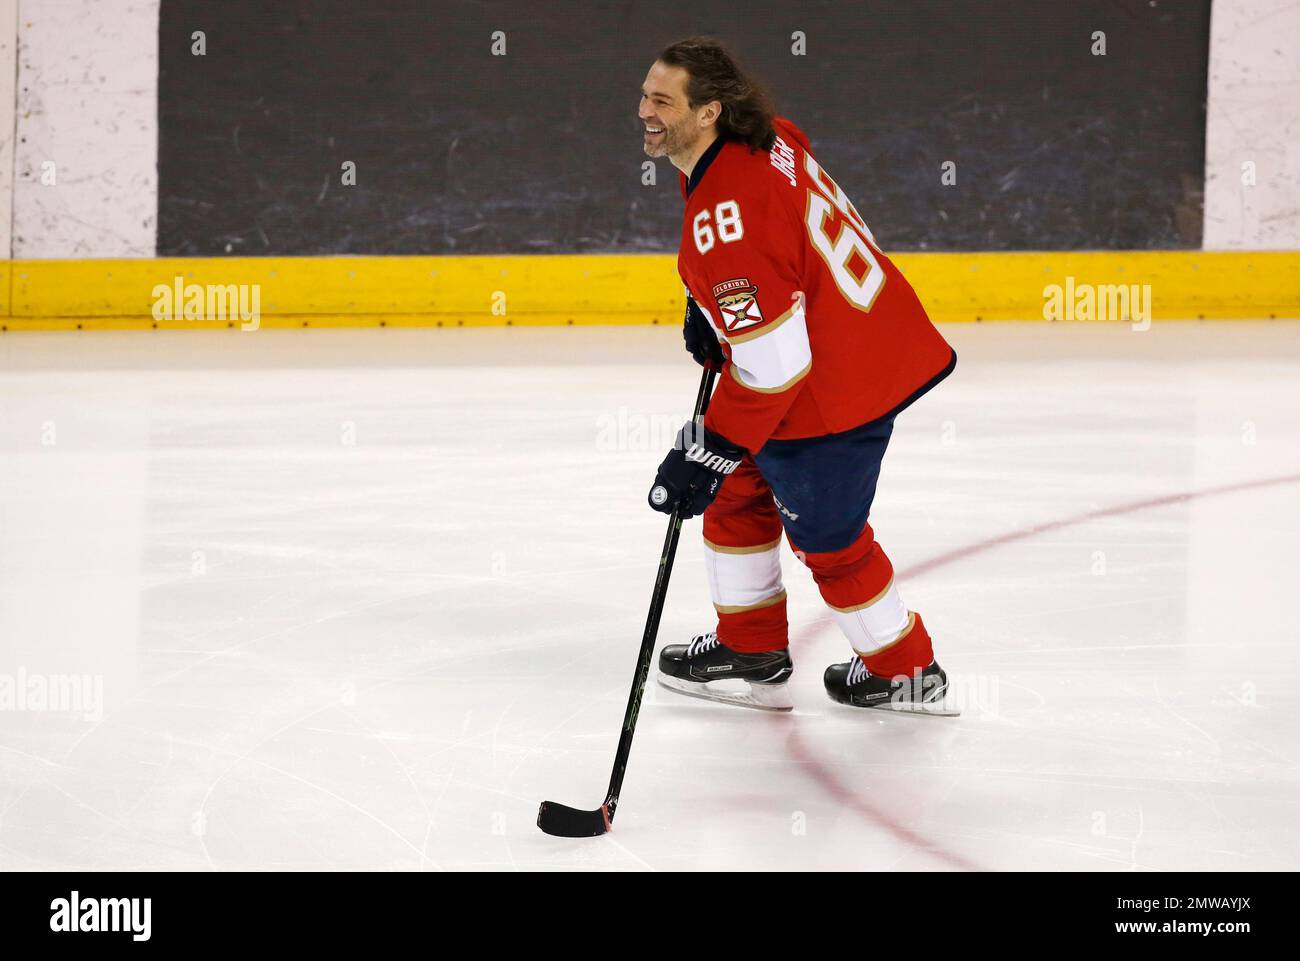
[0, 0, 17, 258]
[10, 0, 159, 258]
[1203, 0, 1300, 249]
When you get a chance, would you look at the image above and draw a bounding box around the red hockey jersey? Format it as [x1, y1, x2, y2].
[677, 118, 955, 454]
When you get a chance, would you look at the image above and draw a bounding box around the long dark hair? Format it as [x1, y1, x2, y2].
[658, 37, 777, 152]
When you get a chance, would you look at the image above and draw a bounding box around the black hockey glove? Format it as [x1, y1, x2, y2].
[648, 422, 746, 519]
[683, 296, 726, 370]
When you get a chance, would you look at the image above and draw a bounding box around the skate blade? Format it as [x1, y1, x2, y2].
[830, 692, 962, 718]
[656, 673, 793, 712]
[862, 699, 961, 718]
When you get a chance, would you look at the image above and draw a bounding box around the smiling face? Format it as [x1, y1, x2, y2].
[638, 60, 716, 168]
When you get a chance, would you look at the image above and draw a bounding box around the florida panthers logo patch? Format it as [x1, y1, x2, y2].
[712, 278, 764, 333]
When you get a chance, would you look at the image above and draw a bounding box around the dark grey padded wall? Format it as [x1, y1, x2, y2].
[158, 0, 1210, 255]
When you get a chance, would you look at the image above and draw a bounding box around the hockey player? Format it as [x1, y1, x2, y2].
[639, 38, 957, 712]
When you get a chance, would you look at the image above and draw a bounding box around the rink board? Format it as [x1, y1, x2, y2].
[2, 251, 1298, 331]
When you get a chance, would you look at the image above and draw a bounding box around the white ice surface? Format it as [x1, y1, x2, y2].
[1, 321, 1297, 871]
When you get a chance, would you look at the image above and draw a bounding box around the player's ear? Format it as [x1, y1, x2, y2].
[698, 100, 722, 129]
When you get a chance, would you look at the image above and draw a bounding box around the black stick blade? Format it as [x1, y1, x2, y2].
[537, 801, 611, 837]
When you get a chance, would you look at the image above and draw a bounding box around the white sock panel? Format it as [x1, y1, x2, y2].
[704, 538, 785, 613]
[828, 580, 910, 655]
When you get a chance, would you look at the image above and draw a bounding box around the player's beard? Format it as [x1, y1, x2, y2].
[643, 115, 698, 160]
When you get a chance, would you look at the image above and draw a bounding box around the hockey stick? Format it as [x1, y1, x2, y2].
[538, 365, 717, 837]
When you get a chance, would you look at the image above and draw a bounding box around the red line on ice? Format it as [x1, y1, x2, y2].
[784, 471, 1300, 871]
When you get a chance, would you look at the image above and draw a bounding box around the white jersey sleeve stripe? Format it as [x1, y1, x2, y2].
[725, 299, 812, 394]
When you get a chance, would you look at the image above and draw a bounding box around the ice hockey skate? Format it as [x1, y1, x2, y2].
[657, 632, 794, 711]
[823, 657, 960, 716]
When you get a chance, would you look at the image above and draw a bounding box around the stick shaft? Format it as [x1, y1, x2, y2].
[602, 366, 716, 821]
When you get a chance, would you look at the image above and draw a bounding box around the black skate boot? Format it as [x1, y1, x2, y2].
[823, 657, 958, 716]
[658, 633, 793, 711]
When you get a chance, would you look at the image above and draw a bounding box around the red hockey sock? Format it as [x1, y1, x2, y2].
[716, 593, 789, 653]
[860, 612, 935, 678]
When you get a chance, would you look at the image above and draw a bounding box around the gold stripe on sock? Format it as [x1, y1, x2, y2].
[714, 590, 788, 615]
[704, 536, 782, 555]
[827, 578, 895, 614]
[851, 611, 916, 658]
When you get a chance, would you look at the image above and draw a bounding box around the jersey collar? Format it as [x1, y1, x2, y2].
[686, 136, 727, 197]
